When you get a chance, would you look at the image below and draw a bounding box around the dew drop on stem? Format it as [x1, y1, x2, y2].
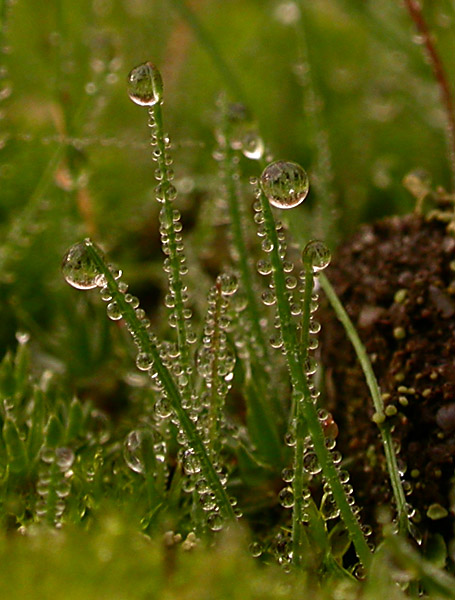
[62, 240, 103, 290]
[260, 160, 309, 209]
[127, 62, 163, 106]
[303, 240, 331, 272]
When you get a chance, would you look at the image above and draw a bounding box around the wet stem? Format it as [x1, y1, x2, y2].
[319, 273, 410, 537]
[258, 190, 372, 568]
[83, 240, 236, 522]
[148, 102, 191, 370]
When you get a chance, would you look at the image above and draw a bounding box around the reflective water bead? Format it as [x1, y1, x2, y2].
[249, 541, 263, 558]
[207, 511, 224, 531]
[217, 273, 238, 296]
[304, 356, 317, 376]
[320, 493, 340, 520]
[260, 160, 309, 209]
[55, 447, 75, 471]
[127, 62, 163, 106]
[281, 467, 294, 482]
[40, 447, 55, 464]
[303, 240, 331, 272]
[303, 452, 322, 475]
[279, 486, 295, 508]
[261, 289, 276, 306]
[62, 241, 101, 290]
[240, 129, 264, 160]
[257, 259, 272, 276]
[100, 286, 112, 302]
[136, 352, 154, 371]
[124, 430, 152, 474]
[154, 396, 172, 419]
[107, 301, 122, 320]
[183, 451, 201, 475]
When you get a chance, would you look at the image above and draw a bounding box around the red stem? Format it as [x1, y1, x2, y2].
[403, 0, 455, 191]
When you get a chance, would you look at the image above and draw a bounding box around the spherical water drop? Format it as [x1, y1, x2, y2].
[260, 160, 309, 209]
[136, 352, 154, 371]
[127, 62, 163, 106]
[281, 467, 294, 482]
[303, 452, 322, 475]
[249, 541, 263, 557]
[62, 241, 101, 290]
[303, 240, 331, 272]
[207, 511, 224, 531]
[217, 273, 238, 296]
[107, 301, 122, 321]
[55, 447, 75, 471]
[279, 486, 295, 508]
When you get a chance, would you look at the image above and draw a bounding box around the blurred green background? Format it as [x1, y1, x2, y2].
[0, 0, 453, 382]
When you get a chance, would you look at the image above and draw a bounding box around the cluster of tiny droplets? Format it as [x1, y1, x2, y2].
[212, 110, 267, 363]
[35, 446, 74, 528]
[127, 62, 195, 391]
[249, 176, 298, 352]
[195, 274, 238, 453]
[62, 240, 231, 527]
[177, 274, 241, 530]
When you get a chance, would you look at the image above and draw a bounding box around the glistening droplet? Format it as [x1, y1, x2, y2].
[127, 62, 163, 106]
[303, 240, 331, 272]
[62, 240, 102, 290]
[260, 160, 309, 209]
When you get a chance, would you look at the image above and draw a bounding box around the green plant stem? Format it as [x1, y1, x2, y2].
[258, 192, 371, 567]
[208, 281, 223, 456]
[149, 102, 191, 372]
[319, 272, 409, 536]
[291, 256, 313, 566]
[170, 0, 248, 106]
[84, 240, 236, 522]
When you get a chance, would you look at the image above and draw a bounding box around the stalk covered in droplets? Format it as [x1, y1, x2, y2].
[62, 238, 236, 523]
[253, 164, 372, 568]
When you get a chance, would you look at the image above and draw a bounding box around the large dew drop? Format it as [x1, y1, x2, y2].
[62, 240, 101, 290]
[260, 160, 309, 209]
[303, 240, 331, 272]
[127, 62, 163, 106]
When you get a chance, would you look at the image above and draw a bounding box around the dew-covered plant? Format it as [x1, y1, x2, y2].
[1, 0, 455, 598]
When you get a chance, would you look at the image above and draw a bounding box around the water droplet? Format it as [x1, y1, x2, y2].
[320, 492, 340, 520]
[303, 240, 331, 272]
[261, 289, 276, 306]
[303, 452, 322, 475]
[55, 447, 75, 471]
[281, 467, 294, 482]
[40, 447, 55, 464]
[279, 486, 295, 508]
[107, 301, 122, 321]
[136, 352, 154, 371]
[127, 62, 163, 106]
[260, 160, 309, 209]
[249, 541, 263, 557]
[62, 241, 101, 290]
[207, 511, 224, 531]
[217, 273, 238, 296]
[124, 429, 155, 474]
[240, 129, 264, 160]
